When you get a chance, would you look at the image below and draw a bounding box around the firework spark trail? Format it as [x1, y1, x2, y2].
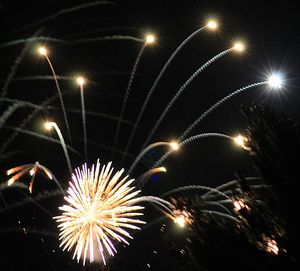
[203, 201, 233, 215]
[202, 177, 261, 198]
[122, 26, 207, 161]
[79, 83, 88, 161]
[0, 191, 7, 208]
[0, 104, 21, 129]
[0, 182, 28, 191]
[179, 82, 268, 140]
[0, 37, 66, 49]
[141, 49, 232, 150]
[45, 106, 138, 126]
[18, 190, 54, 217]
[0, 37, 34, 101]
[0, 93, 64, 155]
[135, 167, 166, 189]
[127, 141, 172, 175]
[202, 210, 239, 222]
[68, 26, 141, 39]
[0, 36, 143, 50]
[69, 108, 138, 126]
[7, 75, 76, 82]
[0, 189, 63, 214]
[0, 93, 137, 156]
[5, 162, 64, 194]
[2, 125, 107, 157]
[69, 35, 144, 44]
[153, 133, 232, 167]
[216, 198, 265, 206]
[0, 150, 21, 162]
[45, 122, 72, 175]
[43, 53, 72, 145]
[73, 136, 135, 159]
[113, 43, 147, 159]
[0, 101, 44, 131]
[0, 227, 58, 238]
[38, 164, 65, 194]
[204, 184, 271, 202]
[161, 185, 231, 200]
[6, 162, 64, 194]
[3, 1, 114, 37]
[126, 196, 175, 216]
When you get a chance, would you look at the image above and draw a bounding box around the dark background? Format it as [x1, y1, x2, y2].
[0, 1, 299, 270]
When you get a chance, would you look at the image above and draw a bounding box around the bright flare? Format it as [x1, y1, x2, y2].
[267, 74, 283, 89]
[145, 34, 155, 44]
[233, 134, 249, 150]
[233, 42, 245, 52]
[169, 141, 179, 151]
[76, 76, 85, 86]
[173, 209, 192, 228]
[175, 215, 186, 228]
[206, 20, 218, 30]
[45, 121, 53, 130]
[38, 46, 47, 56]
[54, 160, 145, 266]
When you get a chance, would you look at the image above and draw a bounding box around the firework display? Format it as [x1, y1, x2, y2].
[0, 1, 298, 270]
[54, 160, 145, 265]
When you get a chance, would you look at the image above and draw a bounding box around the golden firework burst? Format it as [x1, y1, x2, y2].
[54, 160, 145, 265]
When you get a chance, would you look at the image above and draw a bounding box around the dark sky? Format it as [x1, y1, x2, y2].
[0, 1, 300, 270]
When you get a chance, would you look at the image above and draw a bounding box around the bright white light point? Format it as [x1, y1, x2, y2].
[160, 167, 167, 172]
[268, 74, 283, 89]
[76, 76, 85, 86]
[175, 215, 185, 228]
[233, 42, 245, 52]
[233, 134, 248, 149]
[145, 34, 155, 44]
[206, 20, 218, 30]
[45, 122, 53, 130]
[38, 47, 47, 56]
[169, 141, 179, 151]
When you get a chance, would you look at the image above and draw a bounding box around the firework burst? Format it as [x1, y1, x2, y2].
[54, 160, 145, 265]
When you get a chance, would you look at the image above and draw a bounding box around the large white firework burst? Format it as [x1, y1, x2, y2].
[54, 160, 145, 265]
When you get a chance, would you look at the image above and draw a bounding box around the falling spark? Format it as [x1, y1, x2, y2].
[122, 23, 214, 161]
[179, 82, 268, 140]
[127, 141, 179, 175]
[45, 121, 72, 175]
[38, 46, 72, 144]
[233, 134, 250, 150]
[153, 133, 232, 167]
[9, 1, 115, 36]
[112, 41, 148, 158]
[77, 76, 88, 161]
[135, 167, 167, 189]
[140, 47, 234, 149]
[6, 161, 64, 193]
[54, 160, 145, 265]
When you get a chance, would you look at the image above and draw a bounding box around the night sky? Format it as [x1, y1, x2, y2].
[0, 1, 300, 270]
